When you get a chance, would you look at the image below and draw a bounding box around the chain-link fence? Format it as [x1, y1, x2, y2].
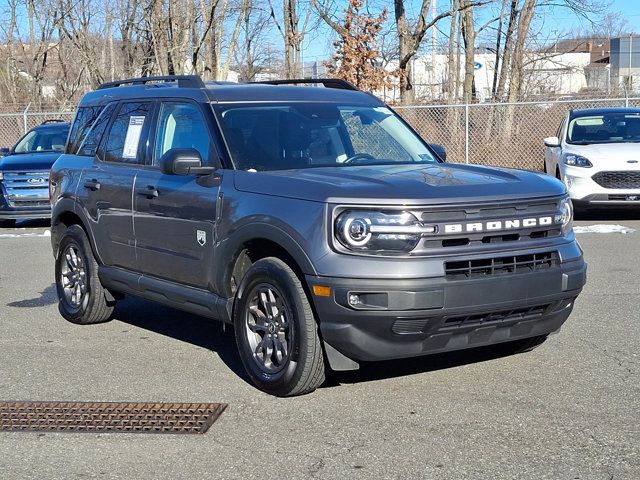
[396, 97, 640, 170]
[0, 107, 74, 148]
[2, 97, 640, 171]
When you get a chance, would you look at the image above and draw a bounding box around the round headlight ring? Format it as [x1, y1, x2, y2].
[559, 198, 573, 234]
[342, 216, 372, 247]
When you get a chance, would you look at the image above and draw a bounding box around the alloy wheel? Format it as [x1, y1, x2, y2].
[244, 284, 291, 373]
[60, 245, 87, 308]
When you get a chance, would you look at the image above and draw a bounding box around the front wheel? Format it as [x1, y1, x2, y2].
[55, 224, 115, 324]
[234, 257, 326, 396]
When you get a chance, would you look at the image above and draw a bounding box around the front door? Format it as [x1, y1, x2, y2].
[133, 100, 221, 289]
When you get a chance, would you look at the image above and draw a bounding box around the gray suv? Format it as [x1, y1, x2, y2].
[50, 76, 586, 396]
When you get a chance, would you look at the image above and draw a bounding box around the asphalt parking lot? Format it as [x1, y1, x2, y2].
[0, 214, 638, 480]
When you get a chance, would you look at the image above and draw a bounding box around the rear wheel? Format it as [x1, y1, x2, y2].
[0, 219, 15, 228]
[55, 224, 115, 324]
[234, 257, 326, 396]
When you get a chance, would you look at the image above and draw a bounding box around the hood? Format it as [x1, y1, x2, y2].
[234, 163, 566, 205]
[0, 152, 61, 172]
[566, 143, 640, 168]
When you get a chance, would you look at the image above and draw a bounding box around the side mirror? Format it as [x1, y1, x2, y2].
[0, 147, 11, 157]
[544, 136, 561, 148]
[159, 148, 215, 176]
[428, 143, 447, 161]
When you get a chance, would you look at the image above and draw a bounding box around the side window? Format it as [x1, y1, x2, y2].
[154, 102, 211, 165]
[66, 106, 103, 154]
[77, 103, 117, 156]
[103, 102, 151, 164]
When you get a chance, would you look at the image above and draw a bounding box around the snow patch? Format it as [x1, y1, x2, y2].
[0, 230, 52, 239]
[573, 224, 635, 234]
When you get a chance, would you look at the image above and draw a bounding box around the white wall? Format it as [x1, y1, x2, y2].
[383, 51, 592, 103]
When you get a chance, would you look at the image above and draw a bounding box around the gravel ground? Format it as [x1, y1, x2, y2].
[0, 215, 638, 480]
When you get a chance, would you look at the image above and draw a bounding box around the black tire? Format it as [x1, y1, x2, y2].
[234, 257, 326, 396]
[0, 219, 15, 228]
[493, 335, 549, 356]
[55, 224, 115, 324]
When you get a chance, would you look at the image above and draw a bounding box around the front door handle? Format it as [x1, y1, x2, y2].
[83, 179, 101, 191]
[137, 185, 159, 199]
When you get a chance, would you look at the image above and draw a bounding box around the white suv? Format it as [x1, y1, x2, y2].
[544, 107, 640, 209]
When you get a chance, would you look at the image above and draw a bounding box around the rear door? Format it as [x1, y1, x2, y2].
[78, 100, 154, 269]
[133, 100, 221, 289]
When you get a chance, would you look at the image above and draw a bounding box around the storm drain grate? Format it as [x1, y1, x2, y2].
[0, 401, 227, 434]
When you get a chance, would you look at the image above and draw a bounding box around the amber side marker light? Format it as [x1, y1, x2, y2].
[312, 285, 332, 297]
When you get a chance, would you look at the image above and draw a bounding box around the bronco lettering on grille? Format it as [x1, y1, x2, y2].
[442, 216, 554, 234]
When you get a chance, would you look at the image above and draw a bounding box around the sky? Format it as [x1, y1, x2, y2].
[2, 0, 640, 66]
[301, 0, 640, 64]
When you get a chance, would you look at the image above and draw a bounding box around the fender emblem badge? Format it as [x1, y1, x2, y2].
[197, 230, 207, 246]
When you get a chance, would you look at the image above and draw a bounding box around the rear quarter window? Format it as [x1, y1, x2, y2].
[66, 106, 104, 154]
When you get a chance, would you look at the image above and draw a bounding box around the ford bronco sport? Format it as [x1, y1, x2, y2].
[50, 76, 586, 396]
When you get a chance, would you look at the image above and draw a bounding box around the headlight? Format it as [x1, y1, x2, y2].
[335, 210, 436, 253]
[563, 154, 592, 168]
[555, 197, 573, 235]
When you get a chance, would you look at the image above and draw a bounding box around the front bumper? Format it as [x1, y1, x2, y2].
[307, 256, 586, 365]
[0, 207, 51, 220]
[564, 166, 640, 207]
[0, 191, 50, 221]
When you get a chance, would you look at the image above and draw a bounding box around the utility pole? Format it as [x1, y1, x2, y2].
[629, 34, 633, 92]
[431, 0, 437, 99]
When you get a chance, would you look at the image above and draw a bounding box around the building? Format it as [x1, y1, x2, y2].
[610, 36, 640, 91]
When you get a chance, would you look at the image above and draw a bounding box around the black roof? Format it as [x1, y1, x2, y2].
[33, 121, 70, 130]
[79, 78, 382, 108]
[570, 107, 640, 117]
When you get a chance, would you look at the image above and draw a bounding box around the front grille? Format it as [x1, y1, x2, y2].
[592, 171, 640, 189]
[1, 171, 50, 206]
[445, 251, 558, 279]
[391, 304, 550, 334]
[415, 198, 563, 252]
[442, 304, 549, 328]
[9, 199, 50, 208]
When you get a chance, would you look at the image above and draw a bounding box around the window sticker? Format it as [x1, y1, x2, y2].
[122, 116, 145, 158]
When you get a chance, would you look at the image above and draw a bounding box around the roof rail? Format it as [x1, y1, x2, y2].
[97, 75, 206, 90]
[254, 78, 359, 91]
[41, 119, 67, 124]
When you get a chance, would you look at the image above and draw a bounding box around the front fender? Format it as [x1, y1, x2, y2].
[215, 221, 318, 296]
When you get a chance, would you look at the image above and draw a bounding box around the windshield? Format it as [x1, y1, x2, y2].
[566, 112, 640, 144]
[13, 126, 69, 154]
[214, 103, 437, 171]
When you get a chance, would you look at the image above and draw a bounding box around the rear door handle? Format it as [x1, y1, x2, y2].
[83, 179, 101, 191]
[137, 185, 159, 199]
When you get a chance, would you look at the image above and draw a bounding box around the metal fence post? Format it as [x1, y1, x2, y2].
[464, 103, 470, 164]
[22, 103, 31, 134]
